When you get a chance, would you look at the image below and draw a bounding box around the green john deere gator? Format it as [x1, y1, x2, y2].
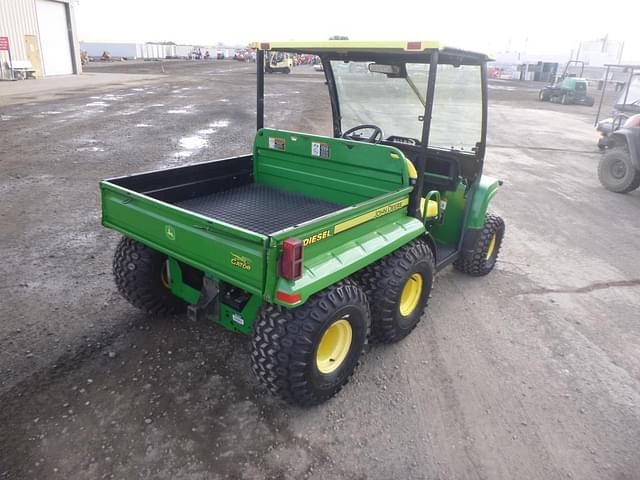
[100, 41, 505, 406]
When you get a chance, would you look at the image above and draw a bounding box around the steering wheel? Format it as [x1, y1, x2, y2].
[341, 124, 384, 144]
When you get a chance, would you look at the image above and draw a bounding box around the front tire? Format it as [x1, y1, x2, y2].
[358, 239, 435, 344]
[454, 214, 505, 276]
[598, 147, 640, 193]
[113, 237, 186, 314]
[251, 279, 370, 406]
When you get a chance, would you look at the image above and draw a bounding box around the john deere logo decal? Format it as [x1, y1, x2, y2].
[231, 253, 251, 271]
[165, 225, 176, 241]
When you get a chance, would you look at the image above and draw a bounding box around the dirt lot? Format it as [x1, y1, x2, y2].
[0, 60, 639, 480]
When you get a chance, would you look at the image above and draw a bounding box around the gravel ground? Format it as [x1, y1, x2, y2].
[0, 60, 638, 480]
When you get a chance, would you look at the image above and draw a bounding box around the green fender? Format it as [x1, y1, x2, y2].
[466, 175, 501, 229]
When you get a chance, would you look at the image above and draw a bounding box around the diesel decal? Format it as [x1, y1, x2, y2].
[300, 198, 409, 246]
[231, 253, 252, 271]
[303, 229, 332, 246]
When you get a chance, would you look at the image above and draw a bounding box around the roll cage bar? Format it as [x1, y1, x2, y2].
[594, 64, 640, 126]
[255, 46, 489, 219]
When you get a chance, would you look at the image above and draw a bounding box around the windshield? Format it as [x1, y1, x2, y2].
[616, 74, 640, 108]
[331, 61, 483, 153]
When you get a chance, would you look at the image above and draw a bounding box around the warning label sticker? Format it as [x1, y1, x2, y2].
[311, 142, 330, 159]
[268, 137, 286, 151]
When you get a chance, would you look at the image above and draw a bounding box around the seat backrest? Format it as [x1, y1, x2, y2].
[253, 129, 410, 205]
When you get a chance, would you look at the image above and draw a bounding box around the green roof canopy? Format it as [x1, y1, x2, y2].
[250, 41, 492, 64]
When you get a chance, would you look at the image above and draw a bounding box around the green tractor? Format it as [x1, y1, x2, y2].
[100, 41, 505, 406]
[539, 60, 595, 106]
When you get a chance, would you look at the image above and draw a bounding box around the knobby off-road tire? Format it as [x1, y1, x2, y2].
[358, 239, 435, 344]
[251, 279, 370, 406]
[454, 213, 505, 277]
[113, 237, 186, 315]
[597, 147, 640, 193]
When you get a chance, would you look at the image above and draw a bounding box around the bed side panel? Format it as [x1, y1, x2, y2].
[109, 155, 254, 203]
[101, 182, 267, 295]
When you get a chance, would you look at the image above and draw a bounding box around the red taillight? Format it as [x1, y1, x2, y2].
[276, 291, 301, 304]
[406, 41, 422, 50]
[279, 238, 303, 280]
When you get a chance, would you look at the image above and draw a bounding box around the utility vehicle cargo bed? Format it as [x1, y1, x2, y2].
[174, 184, 342, 235]
[101, 134, 416, 299]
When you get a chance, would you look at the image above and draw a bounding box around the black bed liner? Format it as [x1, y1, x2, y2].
[174, 184, 342, 235]
[108, 155, 343, 235]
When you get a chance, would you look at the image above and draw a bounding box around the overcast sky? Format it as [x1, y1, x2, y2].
[76, 0, 640, 62]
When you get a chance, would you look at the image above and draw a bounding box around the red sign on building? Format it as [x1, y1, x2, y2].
[0, 37, 9, 51]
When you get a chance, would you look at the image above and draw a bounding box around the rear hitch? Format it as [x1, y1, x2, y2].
[187, 276, 219, 322]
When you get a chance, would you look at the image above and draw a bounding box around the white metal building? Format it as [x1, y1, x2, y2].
[0, 0, 81, 77]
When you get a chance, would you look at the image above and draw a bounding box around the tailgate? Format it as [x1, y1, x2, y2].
[101, 181, 267, 295]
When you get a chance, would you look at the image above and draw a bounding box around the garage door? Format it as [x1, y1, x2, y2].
[35, 0, 73, 75]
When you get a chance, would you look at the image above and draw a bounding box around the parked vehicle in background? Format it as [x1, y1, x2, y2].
[265, 52, 293, 73]
[597, 114, 640, 193]
[234, 50, 250, 61]
[596, 107, 639, 150]
[595, 65, 640, 150]
[539, 61, 595, 106]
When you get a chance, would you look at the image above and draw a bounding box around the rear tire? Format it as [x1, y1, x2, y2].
[251, 279, 370, 406]
[358, 239, 435, 344]
[598, 147, 640, 193]
[113, 237, 186, 314]
[454, 214, 505, 276]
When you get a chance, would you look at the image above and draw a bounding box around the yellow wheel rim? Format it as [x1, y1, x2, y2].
[316, 319, 352, 374]
[161, 262, 171, 289]
[399, 273, 423, 316]
[486, 234, 497, 260]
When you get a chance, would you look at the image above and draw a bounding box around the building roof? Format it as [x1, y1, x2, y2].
[250, 41, 491, 63]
